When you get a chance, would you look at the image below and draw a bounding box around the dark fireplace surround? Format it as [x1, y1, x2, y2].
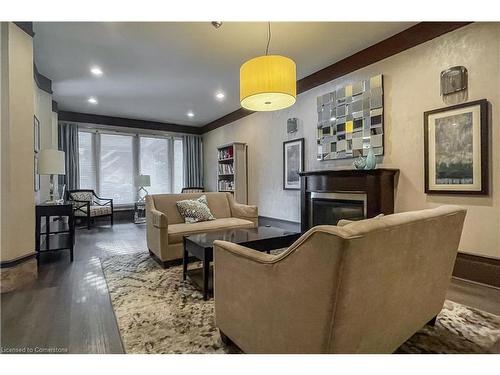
[299, 169, 399, 232]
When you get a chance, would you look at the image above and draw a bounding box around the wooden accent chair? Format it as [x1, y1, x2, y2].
[67, 189, 114, 229]
[181, 187, 204, 193]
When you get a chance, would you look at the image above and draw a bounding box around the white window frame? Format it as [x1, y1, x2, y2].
[77, 127, 184, 207]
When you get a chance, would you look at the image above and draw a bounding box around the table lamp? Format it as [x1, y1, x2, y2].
[136, 174, 151, 202]
[38, 149, 66, 203]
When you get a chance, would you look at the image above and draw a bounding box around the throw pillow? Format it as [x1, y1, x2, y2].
[176, 195, 215, 223]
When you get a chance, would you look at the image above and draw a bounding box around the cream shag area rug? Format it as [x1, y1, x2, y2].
[101, 253, 500, 354]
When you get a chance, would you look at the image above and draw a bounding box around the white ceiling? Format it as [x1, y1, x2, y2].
[33, 22, 416, 127]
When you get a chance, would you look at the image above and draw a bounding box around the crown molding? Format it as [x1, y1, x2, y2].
[34, 64, 53, 94]
[58, 111, 202, 135]
[13, 22, 34, 37]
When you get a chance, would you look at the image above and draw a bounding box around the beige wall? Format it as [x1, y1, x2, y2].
[0, 23, 35, 261]
[203, 23, 500, 259]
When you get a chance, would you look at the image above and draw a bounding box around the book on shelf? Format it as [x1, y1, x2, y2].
[218, 163, 234, 175]
[218, 146, 234, 161]
[218, 180, 234, 192]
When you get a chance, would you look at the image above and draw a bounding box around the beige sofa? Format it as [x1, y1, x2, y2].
[146, 192, 258, 267]
[214, 205, 466, 353]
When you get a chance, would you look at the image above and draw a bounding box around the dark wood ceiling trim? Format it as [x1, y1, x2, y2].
[34, 64, 53, 94]
[13, 22, 35, 37]
[58, 111, 202, 135]
[200, 22, 472, 134]
[202, 108, 254, 133]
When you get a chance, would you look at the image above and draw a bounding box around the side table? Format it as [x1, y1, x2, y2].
[35, 203, 75, 265]
[134, 201, 146, 224]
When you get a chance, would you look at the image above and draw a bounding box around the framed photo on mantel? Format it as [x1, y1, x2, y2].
[424, 99, 488, 195]
[283, 138, 304, 190]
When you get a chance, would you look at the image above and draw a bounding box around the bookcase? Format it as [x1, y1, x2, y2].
[217, 142, 248, 204]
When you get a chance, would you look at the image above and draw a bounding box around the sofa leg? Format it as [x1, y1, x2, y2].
[426, 315, 437, 327]
[149, 250, 167, 269]
[220, 330, 233, 346]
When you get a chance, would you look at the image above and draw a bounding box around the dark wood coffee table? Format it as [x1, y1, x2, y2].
[182, 226, 301, 300]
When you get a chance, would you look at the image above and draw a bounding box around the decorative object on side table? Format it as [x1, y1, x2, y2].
[283, 138, 304, 190]
[136, 174, 151, 202]
[424, 99, 488, 195]
[317, 74, 384, 161]
[38, 149, 66, 203]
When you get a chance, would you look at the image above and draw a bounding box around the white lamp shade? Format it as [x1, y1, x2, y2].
[136, 174, 151, 187]
[38, 149, 66, 175]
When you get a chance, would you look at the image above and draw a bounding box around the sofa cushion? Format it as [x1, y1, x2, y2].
[153, 192, 232, 224]
[176, 195, 215, 223]
[168, 217, 255, 244]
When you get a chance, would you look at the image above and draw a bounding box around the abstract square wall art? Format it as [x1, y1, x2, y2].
[424, 99, 488, 195]
[316, 74, 383, 160]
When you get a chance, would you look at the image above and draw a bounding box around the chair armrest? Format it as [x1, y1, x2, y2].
[149, 208, 168, 229]
[227, 193, 258, 220]
[213, 240, 277, 264]
[337, 219, 354, 227]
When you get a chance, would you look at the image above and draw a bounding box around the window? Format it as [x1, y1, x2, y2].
[139, 136, 170, 195]
[78, 131, 96, 191]
[78, 130, 184, 205]
[100, 134, 135, 204]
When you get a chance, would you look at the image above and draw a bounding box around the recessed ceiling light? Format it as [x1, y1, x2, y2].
[215, 91, 225, 100]
[187, 111, 194, 118]
[90, 66, 103, 76]
[88, 97, 98, 104]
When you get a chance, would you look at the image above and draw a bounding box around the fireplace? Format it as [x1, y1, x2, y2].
[299, 169, 398, 231]
[310, 192, 366, 226]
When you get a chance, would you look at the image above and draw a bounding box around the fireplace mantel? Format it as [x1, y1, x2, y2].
[299, 168, 399, 231]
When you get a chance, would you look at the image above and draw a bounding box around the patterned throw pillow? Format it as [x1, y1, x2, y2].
[176, 195, 215, 224]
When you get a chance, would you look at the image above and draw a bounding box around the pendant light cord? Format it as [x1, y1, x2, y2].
[265, 21, 271, 55]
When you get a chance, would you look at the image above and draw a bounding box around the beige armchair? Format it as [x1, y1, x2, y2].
[214, 205, 466, 354]
[146, 192, 258, 267]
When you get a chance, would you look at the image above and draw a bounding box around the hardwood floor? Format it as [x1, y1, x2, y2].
[1, 220, 499, 354]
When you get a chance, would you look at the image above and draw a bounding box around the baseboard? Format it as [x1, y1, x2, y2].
[258, 216, 301, 232]
[0, 254, 37, 293]
[0, 252, 36, 269]
[452, 252, 500, 288]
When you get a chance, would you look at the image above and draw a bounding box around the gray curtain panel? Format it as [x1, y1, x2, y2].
[183, 135, 203, 188]
[58, 122, 80, 190]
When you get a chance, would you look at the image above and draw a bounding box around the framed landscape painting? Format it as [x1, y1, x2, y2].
[424, 99, 488, 195]
[283, 138, 304, 190]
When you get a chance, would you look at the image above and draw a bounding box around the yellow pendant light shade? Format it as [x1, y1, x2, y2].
[240, 55, 296, 111]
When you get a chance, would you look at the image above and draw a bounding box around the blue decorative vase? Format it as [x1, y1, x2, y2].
[353, 156, 366, 170]
[364, 146, 377, 170]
